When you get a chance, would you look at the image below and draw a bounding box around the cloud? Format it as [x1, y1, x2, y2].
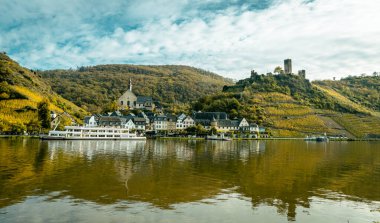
[1, 0, 380, 80]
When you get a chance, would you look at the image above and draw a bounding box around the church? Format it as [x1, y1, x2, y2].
[118, 79, 156, 111]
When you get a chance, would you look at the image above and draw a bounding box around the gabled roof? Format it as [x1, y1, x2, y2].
[136, 96, 153, 103]
[84, 116, 91, 123]
[123, 114, 135, 119]
[137, 111, 148, 118]
[145, 112, 155, 117]
[110, 111, 122, 116]
[98, 116, 127, 122]
[193, 112, 228, 121]
[133, 117, 146, 123]
[120, 89, 136, 98]
[218, 119, 239, 128]
[154, 115, 167, 121]
[177, 113, 187, 121]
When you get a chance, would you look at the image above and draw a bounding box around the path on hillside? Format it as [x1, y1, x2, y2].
[317, 115, 356, 138]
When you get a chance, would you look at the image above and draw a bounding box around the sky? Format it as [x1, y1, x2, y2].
[1, 0, 380, 80]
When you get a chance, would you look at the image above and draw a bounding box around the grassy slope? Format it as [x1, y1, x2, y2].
[0, 53, 87, 132]
[312, 84, 380, 138]
[251, 92, 340, 137]
[40, 65, 233, 113]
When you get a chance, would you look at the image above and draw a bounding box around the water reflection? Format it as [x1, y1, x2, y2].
[0, 139, 379, 222]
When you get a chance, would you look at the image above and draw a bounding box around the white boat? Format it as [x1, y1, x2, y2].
[304, 133, 329, 142]
[41, 126, 146, 140]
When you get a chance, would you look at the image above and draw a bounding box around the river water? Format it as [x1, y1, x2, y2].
[0, 138, 379, 222]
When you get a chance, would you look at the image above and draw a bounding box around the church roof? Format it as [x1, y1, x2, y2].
[120, 89, 136, 98]
[137, 96, 153, 103]
[194, 112, 228, 121]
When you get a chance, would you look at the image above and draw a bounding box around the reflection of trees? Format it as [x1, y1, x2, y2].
[0, 139, 379, 221]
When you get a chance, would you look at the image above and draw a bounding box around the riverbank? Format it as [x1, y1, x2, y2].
[1, 135, 379, 141]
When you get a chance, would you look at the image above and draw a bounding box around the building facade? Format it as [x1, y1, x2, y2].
[176, 114, 195, 130]
[84, 115, 98, 127]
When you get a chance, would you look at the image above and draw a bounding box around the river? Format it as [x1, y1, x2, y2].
[0, 138, 379, 222]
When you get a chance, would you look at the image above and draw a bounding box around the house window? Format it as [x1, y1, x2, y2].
[121, 101, 124, 105]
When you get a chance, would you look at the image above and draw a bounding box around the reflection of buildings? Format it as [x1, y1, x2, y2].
[45, 139, 314, 219]
[238, 141, 266, 162]
[48, 140, 146, 160]
[38, 139, 378, 221]
[3, 137, 379, 223]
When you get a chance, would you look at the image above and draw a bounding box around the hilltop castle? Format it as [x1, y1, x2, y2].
[118, 79, 156, 111]
[284, 59, 306, 77]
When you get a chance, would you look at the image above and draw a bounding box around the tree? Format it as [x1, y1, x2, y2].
[26, 118, 41, 134]
[102, 101, 119, 113]
[195, 124, 207, 135]
[209, 127, 217, 135]
[185, 124, 207, 136]
[38, 99, 51, 129]
[274, 66, 284, 75]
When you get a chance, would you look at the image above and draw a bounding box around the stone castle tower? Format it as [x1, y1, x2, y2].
[284, 59, 292, 74]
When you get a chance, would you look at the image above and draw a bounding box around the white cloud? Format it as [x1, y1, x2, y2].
[1, 0, 380, 80]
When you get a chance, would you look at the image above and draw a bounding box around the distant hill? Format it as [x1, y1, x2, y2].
[0, 53, 87, 133]
[195, 72, 380, 138]
[39, 65, 233, 113]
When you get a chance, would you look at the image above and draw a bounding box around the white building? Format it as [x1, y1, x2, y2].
[153, 115, 168, 131]
[176, 114, 195, 130]
[84, 115, 98, 127]
[124, 119, 136, 130]
[133, 117, 146, 131]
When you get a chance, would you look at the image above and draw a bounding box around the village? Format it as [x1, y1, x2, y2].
[60, 79, 268, 139]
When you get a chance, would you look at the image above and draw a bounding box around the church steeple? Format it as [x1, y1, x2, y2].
[129, 78, 132, 91]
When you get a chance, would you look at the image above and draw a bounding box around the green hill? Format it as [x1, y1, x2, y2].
[39, 65, 233, 113]
[195, 72, 380, 138]
[0, 53, 88, 133]
[314, 75, 380, 113]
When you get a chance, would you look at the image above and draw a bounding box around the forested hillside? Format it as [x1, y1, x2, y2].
[40, 65, 233, 113]
[0, 53, 87, 133]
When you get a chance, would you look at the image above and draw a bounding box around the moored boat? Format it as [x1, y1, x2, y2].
[41, 126, 146, 140]
[304, 133, 329, 142]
